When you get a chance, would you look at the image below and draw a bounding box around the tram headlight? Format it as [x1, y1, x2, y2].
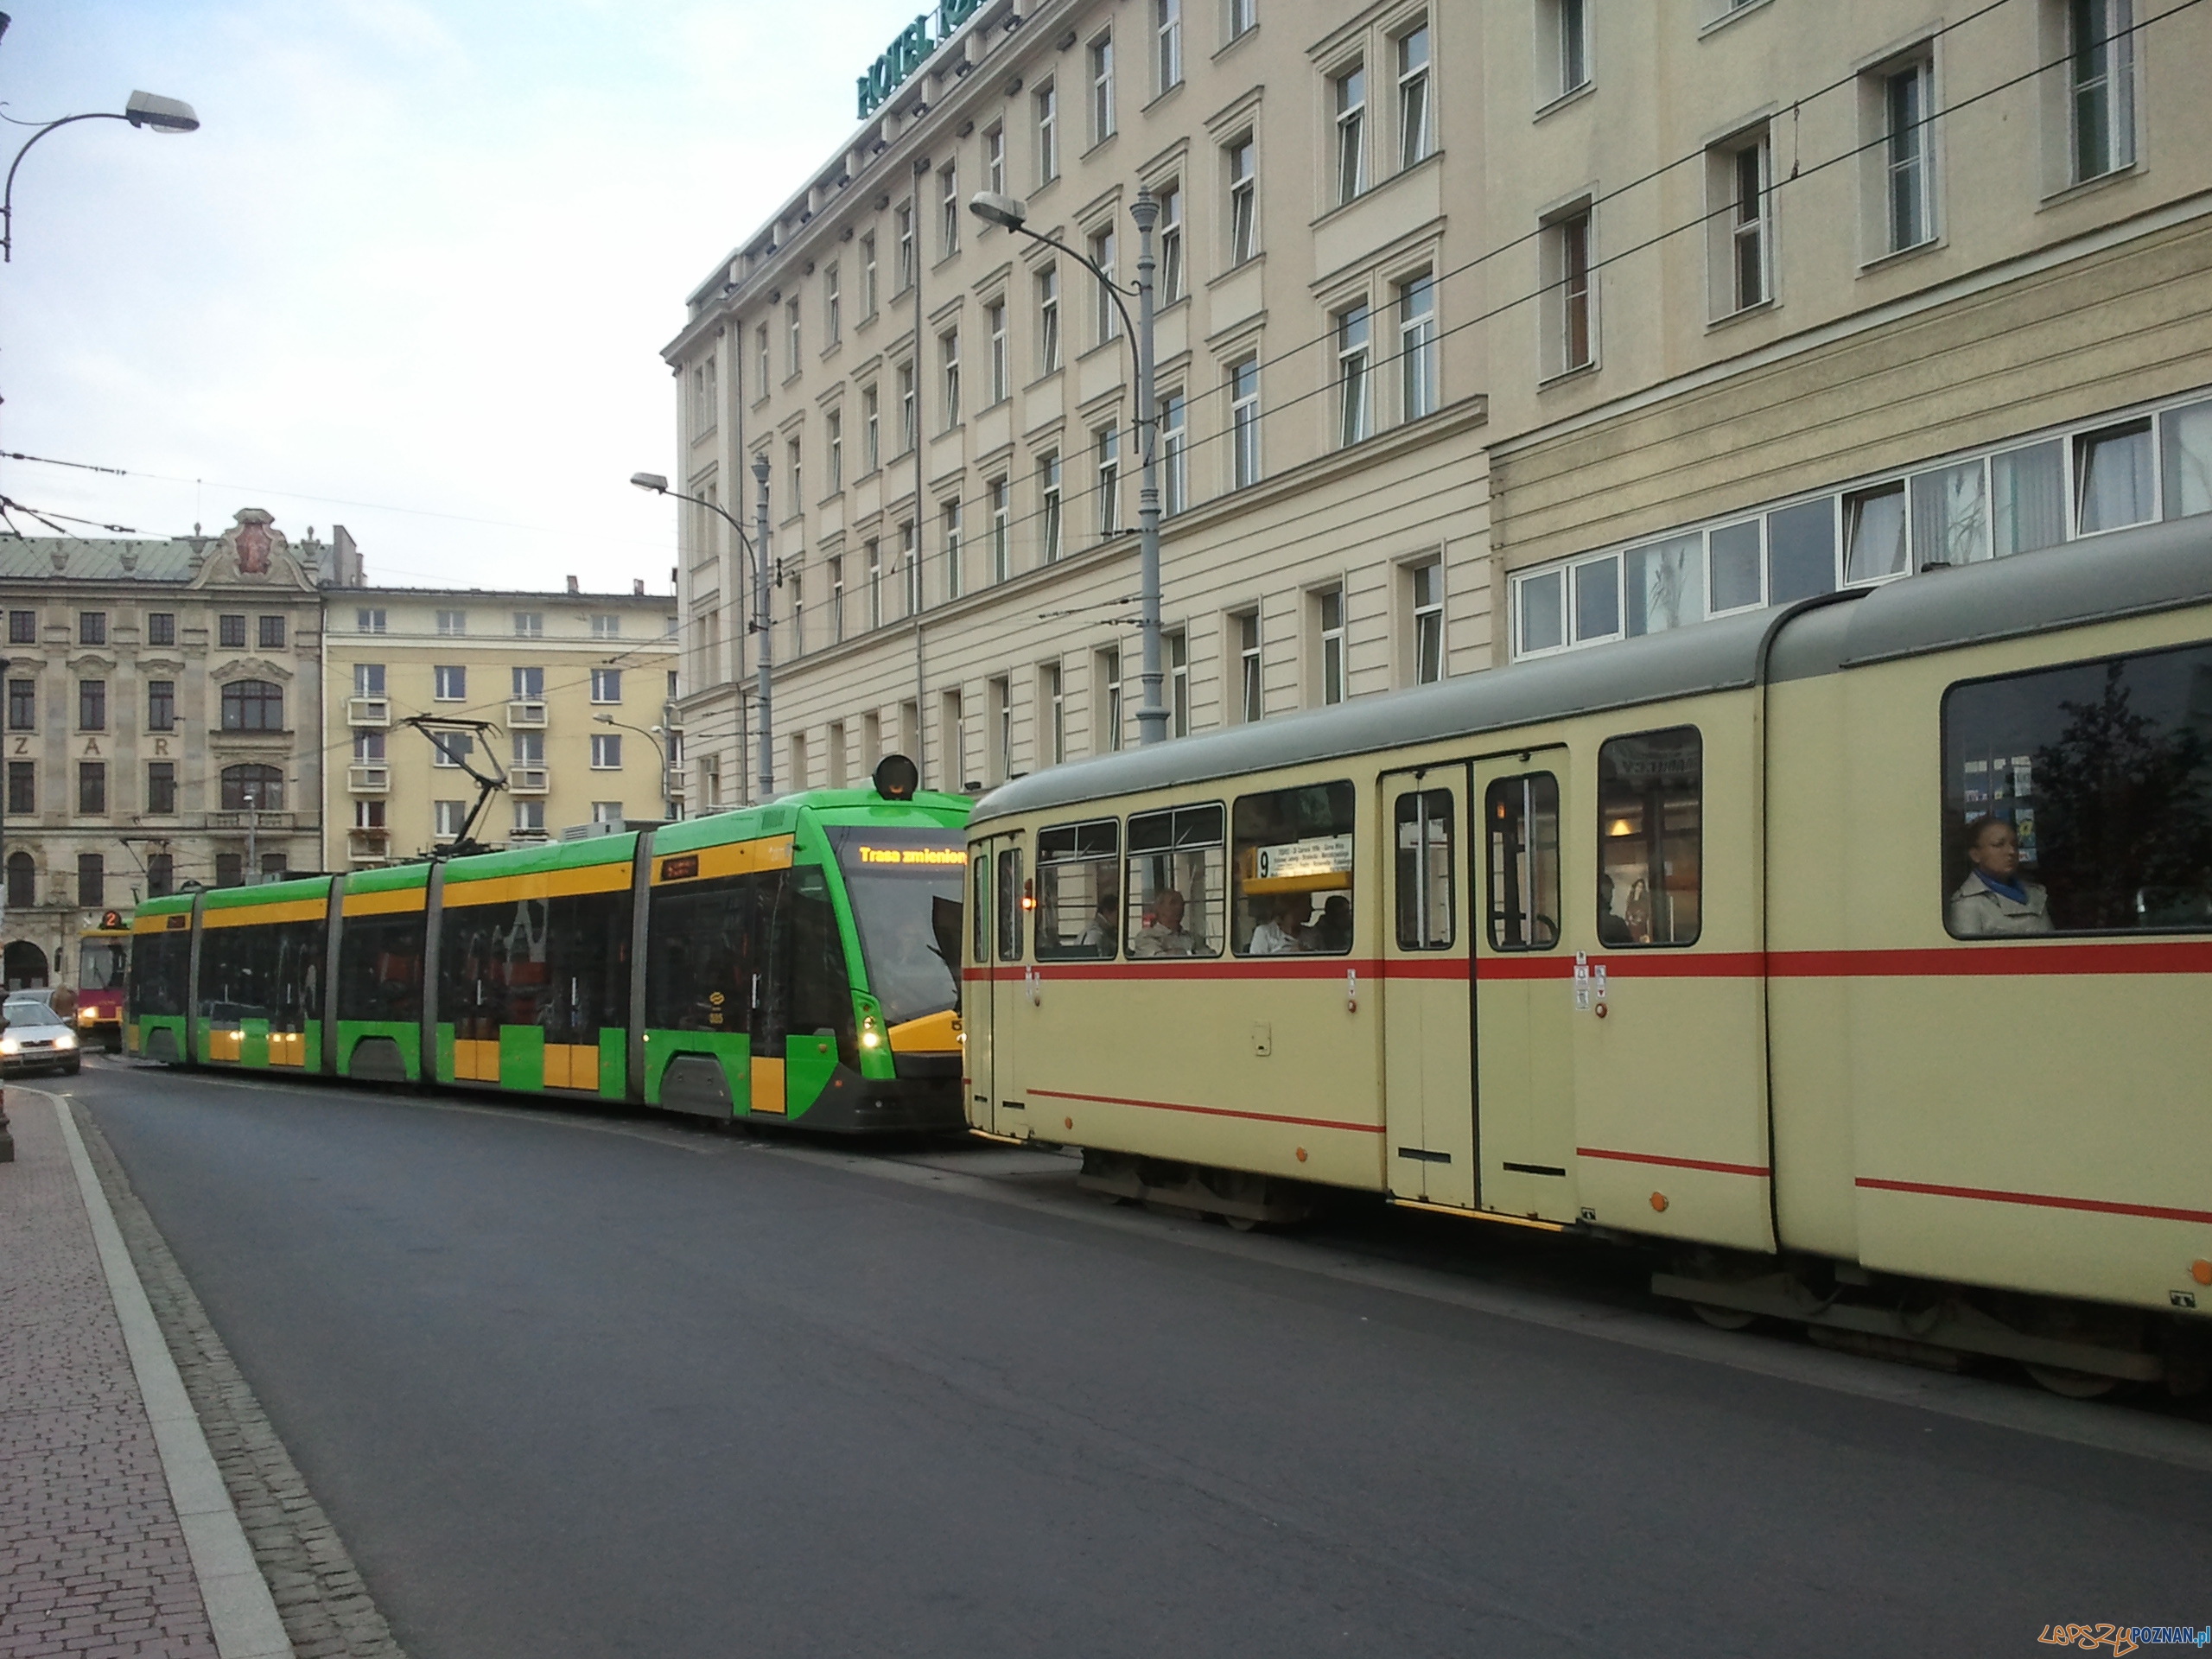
[79, 1007, 99, 1025]
[860, 1013, 884, 1050]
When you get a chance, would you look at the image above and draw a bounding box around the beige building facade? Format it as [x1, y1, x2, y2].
[321, 586, 680, 867]
[664, 0, 2212, 798]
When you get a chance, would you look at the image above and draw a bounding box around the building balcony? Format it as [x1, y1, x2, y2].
[207, 810, 296, 830]
[347, 763, 391, 793]
[346, 829, 391, 863]
[508, 699, 548, 728]
[347, 696, 391, 727]
[509, 766, 550, 794]
[665, 768, 687, 797]
[506, 828, 550, 846]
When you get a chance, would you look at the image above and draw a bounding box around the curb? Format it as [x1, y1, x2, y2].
[46, 1090, 297, 1659]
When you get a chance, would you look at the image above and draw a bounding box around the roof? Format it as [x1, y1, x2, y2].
[971, 513, 2212, 828]
[0, 537, 205, 583]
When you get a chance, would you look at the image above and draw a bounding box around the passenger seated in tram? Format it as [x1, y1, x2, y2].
[1308, 894, 1352, 954]
[1597, 874, 1637, 946]
[1246, 893, 1307, 955]
[1077, 891, 1119, 955]
[1948, 816, 2052, 936]
[1129, 888, 1198, 957]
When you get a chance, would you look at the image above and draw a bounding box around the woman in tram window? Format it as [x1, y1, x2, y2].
[1246, 893, 1307, 955]
[1948, 816, 2052, 937]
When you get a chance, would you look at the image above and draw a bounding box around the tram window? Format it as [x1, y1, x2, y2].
[439, 897, 550, 1046]
[543, 887, 633, 1046]
[1485, 773, 1560, 951]
[1942, 643, 2212, 937]
[200, 918, 324, 1032]
[646, 875, 757, 1034]
[1128, 803, 1226, 958]
[996, 848, 1024, 962]
[335, 908, 425, 1024]
[129, 931, 188, 1018]
[971, 857, 990, 964]
[1391, 790, 1455, 950]
[1231, 782, 1353, 957]
[1035, 817, 1121, 958]
[1596, 728, 1700, 947]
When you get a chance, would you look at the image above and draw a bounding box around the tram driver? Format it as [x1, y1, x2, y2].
[1129, 888, 1198, 957]
[1948, 817, 2052, 936]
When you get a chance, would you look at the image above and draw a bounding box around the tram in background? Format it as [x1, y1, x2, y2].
[963, 517, 2212, 1397]
[126, 760, 970, 1134]
[76, 908, 132, 1052]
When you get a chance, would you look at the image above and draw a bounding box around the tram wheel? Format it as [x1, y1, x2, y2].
[2023, 1363, 2123, 1400]
[1689, 1302, 1756, 1332]
[1224, 1214, 1263, 1233]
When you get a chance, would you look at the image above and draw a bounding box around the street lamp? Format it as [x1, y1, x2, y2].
[592, 714, 671, 820]
[3, 90, 201, 263]
[970, 187, 1166, 745]
[632, 452, 776, 798]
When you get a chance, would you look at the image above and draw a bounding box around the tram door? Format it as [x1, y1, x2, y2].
[1471, 753, 1580, 1224]
[967, 837, 1026, 1137]
[1380, 768, 1475, 1208]
[965, 848, 995, 1131]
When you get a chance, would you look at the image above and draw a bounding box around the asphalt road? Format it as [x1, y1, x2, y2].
[67, 1058, 2212, 1658]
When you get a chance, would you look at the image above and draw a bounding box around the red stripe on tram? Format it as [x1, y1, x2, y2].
[1854, 1176, 2212, 1226]
[1027, 1086, 1385, 1136]
[1576, 1146, 1771, 1179]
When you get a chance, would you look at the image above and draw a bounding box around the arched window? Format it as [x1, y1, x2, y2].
[221, 764, 284, 811]
[221, 679, 284, 731]
[6, 850, 33, 909]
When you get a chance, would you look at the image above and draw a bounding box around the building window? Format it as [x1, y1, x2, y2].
[357, 607, 385, 633]
[985, 299, 1008, 403]
[1333, 60, 1366, 205]
[1336, 302, 1371, 447]
[591, 733, 622, 769]
[6, 679, 32, 730]
[755, 321, 770, 390]
[219, 613, 246, 648]
[1230, 357, 1261, 487]
[861, 233, 878, 317]
[1167, 628, 1190, 737]
[1036, 79, 1058, 182]
[220, 679, 283, 730]
[1038, 264, 1062, 372]
[7, 610, 33, 644]
[863, 385, 881, 471]
[1043, 662, 1066, 764]
[514, 800, 546, 837]
[430, 732, 472, 769]
[898, 361, 917, 454]
[985, 124, 1005, 195]
[1099, 647, 1123, 752]
[1157, 181, 1184, 303]
[1713, 129, 1771, 315]
[147, 678, 175, 731]
[1398, 271, 1438, 420]
[78, 853, 105, 905]
[1090, 225, 1119, 343]
[79, 678, 106, 731]
[1398, 22, 1433, 166]
[1226, 136, 1257, 264]
[827, 409, 843, 492]
[1236, 610, 1262, 722]
[1157, 0, 1182, 90]
[903, 520, 922, 617]
[147, 853, 173, 896]
[1039, 450, 1064, 563]
[989, 477, 1011, 581]
[1539, 1, 1586, 104]
[589, 800, 625, 827]
[2069, 0, 2136, 183]
[435, 664, 466, 701]
[514, 611, 543, 637]
[1542, 207, 1593, 377]
[353, 729, 387, 763]
[79, 611, 107, 645]
[592, 613, 621, 639]
[591, 667, 623, 702]
[213, 853, 244, 888]
[2076, 417, 2156, 534]
[824, 262, 842, 345]
[434, 799, 467, 839]
[785, 297, 802, 376]
[940, 161, 959, 257]
[989, 676, 1013, 783]
[79, 764, 106, 817]
[1411, 560, 1444, 683]
[788, 436, 803, 505]
[941, 328, 961, 428]
[790, 559, 806, 653]
[1160, 391, 1188, 515]
[258, 615, 286, 649]
[355, 800, 386, 833]
[221, 764, 283, 811]
[1229, 0, 1255, 40]
[1884, 58, 1935, 252]
[147, 611, 175, 645]
[943, 499, 964, 601]
[1096, 424, 1122, 536]
[1090, 30, 1116, 143]
[896, 201, 915, 291]
[436, 608, 466, 636]
[5, 762, 30, 817]
[829, 556, 845, 644]
[1317, 588, 1346, 705]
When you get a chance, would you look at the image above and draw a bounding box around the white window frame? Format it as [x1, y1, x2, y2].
[1157, 181, 1185, 303]
[987, 298, 1009, 403]
[1336, 301, 1372, 447]
[941, 328, 961, 429]
[1711, 127, 1772, 316]
[1160, 390, 1188, 515]
[591, 732, 622, 770]
[1540, 206, 1595, 378]
[1096, 423, 1122, 536]
[990, 476, 1011, 581]
[1397, 270, 1438, 421]
[985, 124, 1006, 195]
[943, 499, 964, 600]
[827, 409, 843, 492]
[1230, 356, 1261, 487]
[434, 664, 466, 702]
[1036, 80, 1059, 183]
[1880, 56, 1936, 255]
[1236, 609, 1262, 722]
[590, 667, 621, 704]
[1397, 21, 1433, 168]
[1039, 449, 1064, 563]
[1317, 586, 1346, 705]
[940, 161, 959, 257]
[1038, 264, 1062, 372]
[1333, 60, 1367, 206]
[824, 263, 841, 345]
[1411, 558, 1444, 683]
[1226, 136, 1257, 264]
[1157, 0, 1183, 92]
[1090, 30, 1116, 144]
[1090, 224, 1120, 344]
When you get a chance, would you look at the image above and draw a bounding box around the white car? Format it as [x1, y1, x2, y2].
[1, 993, 82, 1077]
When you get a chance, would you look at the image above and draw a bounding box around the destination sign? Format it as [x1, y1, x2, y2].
[856, 0, 985, 119]
[1255, 835, 1354, 880]
[857, 844, 967, 868]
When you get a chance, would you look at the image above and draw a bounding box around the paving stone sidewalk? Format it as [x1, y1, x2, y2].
[1, 1090, 220, 1658]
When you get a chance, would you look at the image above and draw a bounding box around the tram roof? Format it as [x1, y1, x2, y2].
[970, 516, 2212, 827]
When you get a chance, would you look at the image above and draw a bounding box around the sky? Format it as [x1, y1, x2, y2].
[0, 0, 912, 594]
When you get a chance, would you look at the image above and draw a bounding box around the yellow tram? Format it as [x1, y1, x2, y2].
[963, 518, 2212, 1395]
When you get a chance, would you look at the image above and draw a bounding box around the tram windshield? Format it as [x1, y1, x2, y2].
[79, 940, 128, 992]
[826, 827, 965, 1027]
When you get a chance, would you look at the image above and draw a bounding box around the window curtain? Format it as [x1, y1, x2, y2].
[1624, 535, 1702, 634]
[1910, 461, 1989, 565]
[1992, 441, 2066, 556]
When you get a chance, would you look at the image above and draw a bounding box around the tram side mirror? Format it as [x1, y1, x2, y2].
[874, 753, 920, 801]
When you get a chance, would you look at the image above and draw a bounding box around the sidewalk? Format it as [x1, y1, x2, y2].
[1, 1087, 291, 1659]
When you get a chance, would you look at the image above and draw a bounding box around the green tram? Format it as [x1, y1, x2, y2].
[125, 765, 971, 1133]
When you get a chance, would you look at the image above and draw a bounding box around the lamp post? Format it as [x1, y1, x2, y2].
[592, 715, 670, 820]
[969, 187, 1166, 746]
[3, 90, 201, 263]
[632, 448, 776, 800]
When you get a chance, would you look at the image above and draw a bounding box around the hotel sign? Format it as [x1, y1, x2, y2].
[857, 0, 984, 118]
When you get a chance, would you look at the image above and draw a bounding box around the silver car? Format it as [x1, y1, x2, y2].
[1, 993, 82, 1077]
